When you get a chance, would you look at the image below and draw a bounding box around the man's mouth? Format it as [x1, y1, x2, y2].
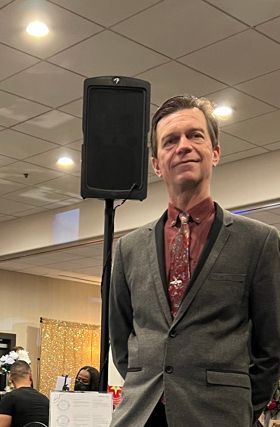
[173, 159, 198, 168]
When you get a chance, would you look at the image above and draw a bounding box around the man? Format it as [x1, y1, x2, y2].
[0, 360, 49, 427]
[109, 95, 280, 426]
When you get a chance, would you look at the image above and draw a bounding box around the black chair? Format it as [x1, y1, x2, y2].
[23, 423, 47, 427]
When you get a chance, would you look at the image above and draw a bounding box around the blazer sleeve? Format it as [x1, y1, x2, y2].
[249, 226, 280, 422]
[109, 238, 133, 379]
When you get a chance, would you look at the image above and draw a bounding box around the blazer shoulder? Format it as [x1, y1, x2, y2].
[222, 206, 279, 238]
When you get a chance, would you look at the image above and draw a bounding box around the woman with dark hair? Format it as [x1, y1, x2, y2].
[74, 366, 99, 391]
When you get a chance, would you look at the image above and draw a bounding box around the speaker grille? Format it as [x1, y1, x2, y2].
[81, 77, 150, 200]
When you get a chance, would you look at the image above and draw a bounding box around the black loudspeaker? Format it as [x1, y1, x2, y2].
[81, 76, 151, 200]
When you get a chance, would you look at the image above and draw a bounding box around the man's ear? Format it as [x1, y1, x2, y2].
[151, 157, 162, 177]
[212, 144, 221, 167]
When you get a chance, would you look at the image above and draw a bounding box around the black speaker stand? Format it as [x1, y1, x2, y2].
[99, 199, 115, 392]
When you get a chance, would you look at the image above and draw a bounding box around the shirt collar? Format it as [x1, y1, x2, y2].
[167, 197, 215, 227]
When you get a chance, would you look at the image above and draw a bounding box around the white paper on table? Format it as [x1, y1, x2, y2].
[49, 391, 113, 427]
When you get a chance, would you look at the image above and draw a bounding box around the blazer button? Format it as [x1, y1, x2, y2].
[165, 366, 174, 374]
[169, 330, 177, 338]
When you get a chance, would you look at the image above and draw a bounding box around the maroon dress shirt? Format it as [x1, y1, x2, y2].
[164, 197, 215, 280]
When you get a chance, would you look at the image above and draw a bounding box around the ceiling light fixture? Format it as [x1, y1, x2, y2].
[26, 21, 49, 37]
[56, 157, 74, 167]
[213, 105, 233, 120]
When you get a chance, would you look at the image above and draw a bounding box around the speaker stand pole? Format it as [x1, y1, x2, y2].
[99, 198, 115, 392]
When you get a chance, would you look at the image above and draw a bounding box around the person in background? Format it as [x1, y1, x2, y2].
[0, 360, 49, 427]
[109, 95, 280, 426]
[74, 366, 99, 391]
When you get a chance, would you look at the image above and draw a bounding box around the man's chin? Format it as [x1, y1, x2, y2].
[175, 173, 198, 186]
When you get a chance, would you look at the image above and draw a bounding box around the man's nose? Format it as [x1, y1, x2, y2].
[176, 135, 192, 153]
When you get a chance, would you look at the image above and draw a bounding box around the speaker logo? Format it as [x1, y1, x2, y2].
[113, 77, 120, 84]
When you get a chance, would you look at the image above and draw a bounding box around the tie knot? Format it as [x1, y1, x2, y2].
[179, 212, 189, 225]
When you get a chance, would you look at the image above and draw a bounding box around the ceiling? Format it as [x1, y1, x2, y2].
[0, 0, 280, 283]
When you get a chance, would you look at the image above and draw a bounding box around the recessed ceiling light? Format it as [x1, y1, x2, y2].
[213, 105, 233, 120]
[26, 21, 49, 37]
[56, 157, 74, 167]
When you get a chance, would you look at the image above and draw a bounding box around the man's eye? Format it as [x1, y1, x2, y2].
[163, 137, 176, 147]
[191, 132, 204, 140]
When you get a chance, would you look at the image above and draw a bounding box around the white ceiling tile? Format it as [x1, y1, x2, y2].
[0, 0, 12, 7]
[46, 197, 82, 210]
[22, 251, 81, 265]
[235, 69, 280, 108]
[48, 257, 97, 270]
[58, 99, 82, 118]
[25, 146, 81, 172]
[112, 0, 246, 58]
[138, 61, 225, 105]
[0, 179, 26, 196]
[0, 129, 56, 159]
[219, 147, 268, 165]
[50, 30, 167, 77]
[64, 244, 104, 259]
[257, 16, 280, 43]
[206, 0, 280, 26]
[208, 88, 275, 126]
[76, 265, 102, 276]
[14, 111, 82, 144]
[0, 161, 62, 184]
[37, 175, 81, 197]
[219, 133, 255, 156]
[0, 0, 102, 58]
[3, 186, 70, 207]
[222, 110, 280, 145]
[16, 265, 57, 275]
[50, 0, 161, 27]
[66, 140, 82, 151]
[0, 91, 50, 126]
[0, 259, 32, 270]
[0, 62, 84, 107]
[181, 30, 280, 85]
[265, 142, 280, 151]
[0, 155, 17, 167]
[0, 44, 38, 80]
[0, 213, 16, 222]
[0, 198, 34, 214]
[12, 206, 51, 217]
[150, 103, 158, 114]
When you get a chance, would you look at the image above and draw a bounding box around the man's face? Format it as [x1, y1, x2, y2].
[152, 108, 220, 195]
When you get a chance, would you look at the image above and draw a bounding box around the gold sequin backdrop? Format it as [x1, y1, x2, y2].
[39, 318, 100, 397]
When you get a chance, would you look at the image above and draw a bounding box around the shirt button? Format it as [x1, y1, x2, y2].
[165, 366, 174, 374]
[169, 330, 177, 338]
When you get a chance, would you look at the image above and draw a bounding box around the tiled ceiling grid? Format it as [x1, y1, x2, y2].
[0, 0, 280, 282]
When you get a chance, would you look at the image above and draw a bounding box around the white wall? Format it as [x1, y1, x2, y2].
[0, 269, 101, 387]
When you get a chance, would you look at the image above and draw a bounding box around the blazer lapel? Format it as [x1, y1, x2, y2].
[173, 205, 233, 326]
[147, 212, 173, 326]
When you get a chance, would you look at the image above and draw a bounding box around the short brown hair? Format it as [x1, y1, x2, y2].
[150, 95, 219, 158]
[10, 360, 31, 381]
